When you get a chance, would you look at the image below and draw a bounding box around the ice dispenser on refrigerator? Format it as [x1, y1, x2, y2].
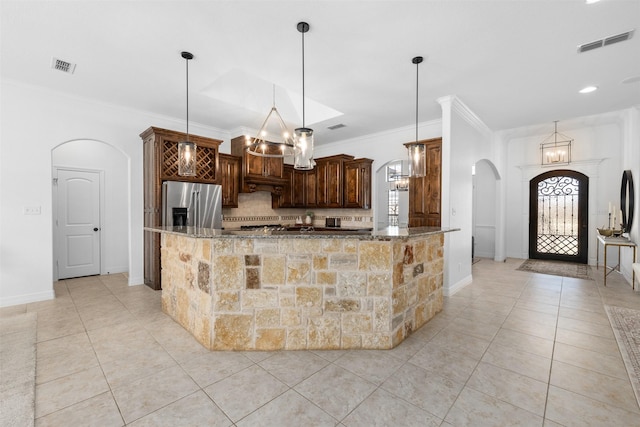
[162, 181, 223, 229]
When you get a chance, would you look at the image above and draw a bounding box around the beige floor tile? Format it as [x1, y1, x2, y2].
[550, 360, 639, 414]
[342, 388, 441, 427]
[445, 316, 501, 341]
[36, 344, 99, 384]
[545, 385, 640, 426]
[456, 306, 508, 327]
[445, 387, 543, 427]
[181, 351, 254, 388]
[467, 299, 514, 316]
[0, 304, 27, 317]
[335, 349, 405, 385]
[100, 345, 177, 389]
[128, 390, 232, 427]
[146, 317, 210, 364]
[204, 364, 288, 422]
[552, 342, 628, 380]
[295, 364, 377, 420]
[381, 363, 463, 418]
[35, 366, 109, 418]
[235, 389, 337, 426]
[35, 391, 123, 427]
[428, 328, 491, 361]
[466, 361, 548, 416]
[482, 341, 551, 383]
[514, 299, 559, 316]
[111, 365, 199, 424]
[554, 327, 620, 358]
[556, 316, 615, 339]
[408, 344, 479, 384]
[492, 328, 554, 358]
[507, 307, 558, 327]
[558, 306, 610, 325]
[257, 350, 330, 387]
[502, 315, 557, 340]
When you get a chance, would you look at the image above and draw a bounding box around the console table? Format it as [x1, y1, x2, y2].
[595, 234, 637, 288]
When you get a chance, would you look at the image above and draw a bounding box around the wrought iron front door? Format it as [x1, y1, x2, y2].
[529, 170, 589, 264]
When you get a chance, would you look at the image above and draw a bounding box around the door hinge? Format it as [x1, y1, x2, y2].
[52, 178, 58, 185]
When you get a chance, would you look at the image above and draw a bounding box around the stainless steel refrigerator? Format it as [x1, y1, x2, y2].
[162, 181, 223, 229]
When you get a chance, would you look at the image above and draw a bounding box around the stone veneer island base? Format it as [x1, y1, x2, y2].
[152, 227, 455, 351]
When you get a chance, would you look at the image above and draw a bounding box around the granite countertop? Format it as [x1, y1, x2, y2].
[145, 225, 459, 239]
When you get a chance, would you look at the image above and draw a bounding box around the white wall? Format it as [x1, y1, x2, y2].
[439, 96, 494, 295]
[0, 80, 229, 307]
[52, 140, 129, 277]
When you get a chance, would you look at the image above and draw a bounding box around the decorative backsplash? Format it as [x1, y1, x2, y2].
[222, 191, 373, 228]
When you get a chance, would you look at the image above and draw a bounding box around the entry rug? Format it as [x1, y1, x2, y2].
[0, 312, 37, 427]
[516, 259, 593, 280]
[605, 305, 640, 409]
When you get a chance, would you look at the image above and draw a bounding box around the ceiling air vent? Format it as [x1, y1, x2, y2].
[327, 123, 346, 130]
[578, 29, 634, 53]
[51, 57, 76, 74]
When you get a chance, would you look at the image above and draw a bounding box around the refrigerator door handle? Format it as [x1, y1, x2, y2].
[194, 190, 200, 228]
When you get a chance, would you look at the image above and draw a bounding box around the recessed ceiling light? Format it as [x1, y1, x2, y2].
[622, 75, 640, 84]
[579, 86, 598, 94]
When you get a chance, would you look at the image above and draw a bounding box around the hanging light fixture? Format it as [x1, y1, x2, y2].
[540, 121, 572, 166]
[405, 56, 426, 177]
[178, 51, 196, 177]
[245, 85, 296, 158]
[294, 21, 315, 170]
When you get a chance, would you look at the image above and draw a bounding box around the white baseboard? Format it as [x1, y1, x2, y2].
[0, 290, 55, 308]
[128, 275, 144, 286]
[444, 274, 473, 296]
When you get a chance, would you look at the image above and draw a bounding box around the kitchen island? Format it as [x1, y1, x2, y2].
[147, 226, 457, 350]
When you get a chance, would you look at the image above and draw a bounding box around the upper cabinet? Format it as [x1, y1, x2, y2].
[315, 155, 354, 208]
[273, 154, 373, 210]
[407, 138, 442, 227]
[140, 126, 222, 184]
[218, 153, 241, 208]
[344, 158, 373, 209]
[231, 136, 287, 194]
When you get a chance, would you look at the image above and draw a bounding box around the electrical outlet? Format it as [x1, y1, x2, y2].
[23, 206, 41, 215]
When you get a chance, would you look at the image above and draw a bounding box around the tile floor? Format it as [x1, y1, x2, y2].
[2, 258, 640, 426]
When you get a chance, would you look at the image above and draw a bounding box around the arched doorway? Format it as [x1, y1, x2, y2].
[529, 170, 589, 264]
[472, 159, 500, 260]
[52, 140, 130, 280]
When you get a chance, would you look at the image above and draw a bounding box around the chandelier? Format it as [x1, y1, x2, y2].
[540, 121, 572, 166]
[245, 85, 296, 158]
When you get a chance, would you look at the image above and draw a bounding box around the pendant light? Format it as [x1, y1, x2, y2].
[178, 51, 196, 177]
[294, 21, 315, 170]
[540, 120, 572, 166]
[405, 56, 426, 178]
[245, 85, 296, 158]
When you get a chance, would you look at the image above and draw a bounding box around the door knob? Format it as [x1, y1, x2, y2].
[93, 227, 99, 232]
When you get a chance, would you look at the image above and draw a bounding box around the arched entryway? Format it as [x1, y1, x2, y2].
[529, 170, 589, 264]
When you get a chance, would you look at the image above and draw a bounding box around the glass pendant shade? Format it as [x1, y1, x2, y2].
[294, 127, 315, 170]
[178, 141, 196, 176]
[178, 51, 196, 177]
[407, 142, 426, 177]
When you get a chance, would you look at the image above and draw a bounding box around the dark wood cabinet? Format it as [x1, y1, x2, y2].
[231, 136, 287, 193]
[315, 155, 354, 208]
[407, 138, 442, 227]
[219, 153, 241, 208]
[344, 158, 373, 209]
[140, 126, 223, 290]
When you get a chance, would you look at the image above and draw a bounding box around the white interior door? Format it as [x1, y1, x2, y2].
[57, 169, 101, 279]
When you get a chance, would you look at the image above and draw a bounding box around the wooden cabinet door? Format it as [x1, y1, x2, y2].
[315, 155, 354, 208]
[344, 159, 373, 209]
[408, 138, 441, 227]
[219, 154, 240, 208]
[292, 169, 307, 207]
[305, 169, 318, 207]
